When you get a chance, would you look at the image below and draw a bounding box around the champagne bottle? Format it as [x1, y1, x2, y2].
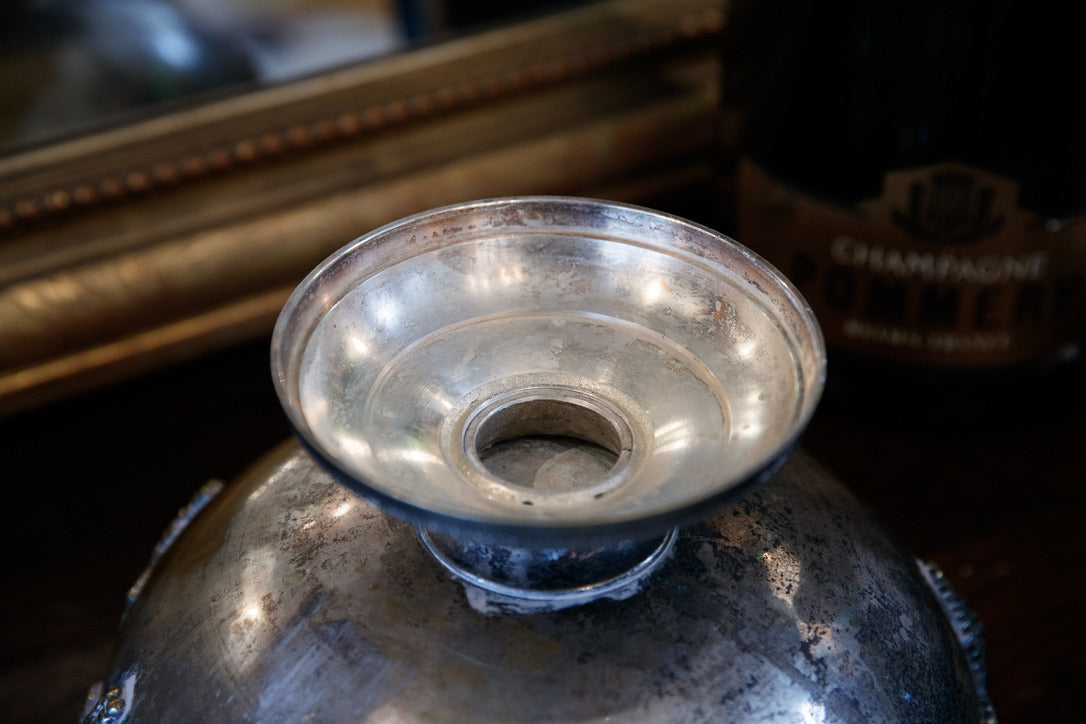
[726, 0, 1086, 392]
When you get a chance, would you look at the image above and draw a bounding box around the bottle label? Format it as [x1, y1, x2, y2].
[737, 159, 1086, 368]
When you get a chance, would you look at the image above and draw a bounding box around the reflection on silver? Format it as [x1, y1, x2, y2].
[124, 478, 224, 615]
[94, 442, 991, 722]
[87, 197, 989, 722]
[919, 561, 996, 723]
[271, 197, 826, 544]
[81, 672, 135, 724]
[418, 526, 679, 613]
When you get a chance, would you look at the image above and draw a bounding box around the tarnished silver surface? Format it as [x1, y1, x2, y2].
[918, 561, 996, 723]
[271, 197, 825, 545]
[80, 675, 134, 724]
[123, 479, 224, 616]
[97, 441, 989, 723]
[419, 526, 680, 613]
[88, 198, 990, 721]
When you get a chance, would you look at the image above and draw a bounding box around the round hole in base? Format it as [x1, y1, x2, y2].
[471, 397, 625, 492]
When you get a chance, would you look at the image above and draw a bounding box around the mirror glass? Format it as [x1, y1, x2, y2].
[0, 0, 584, 154]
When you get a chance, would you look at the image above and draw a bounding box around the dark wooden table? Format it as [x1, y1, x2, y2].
[2, 334, 1082, 723]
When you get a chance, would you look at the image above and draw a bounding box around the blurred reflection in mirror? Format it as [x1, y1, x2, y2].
[0, 1, 582, 153]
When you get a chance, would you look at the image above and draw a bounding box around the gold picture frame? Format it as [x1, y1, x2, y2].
[0, 0, 723, 415]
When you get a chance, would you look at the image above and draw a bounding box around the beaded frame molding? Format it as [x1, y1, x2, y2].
[0, 0, 724, 415]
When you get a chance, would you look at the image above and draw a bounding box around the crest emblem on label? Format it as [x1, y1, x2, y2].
[737, 159, 1085, 369]
[889, 165, 1008, 244]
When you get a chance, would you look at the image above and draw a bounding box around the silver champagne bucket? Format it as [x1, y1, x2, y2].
[84, 198, 992, 723]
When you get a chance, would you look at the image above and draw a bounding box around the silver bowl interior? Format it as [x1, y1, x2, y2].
[272, 197, 825, 545]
